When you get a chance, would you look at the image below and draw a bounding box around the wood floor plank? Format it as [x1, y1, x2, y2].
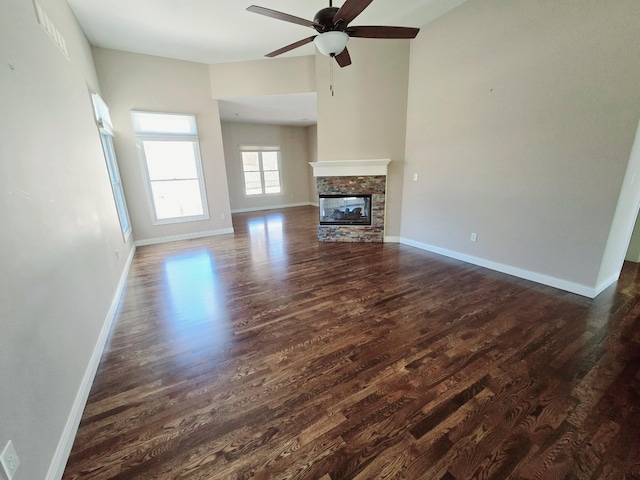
[63, 206, 640, 479]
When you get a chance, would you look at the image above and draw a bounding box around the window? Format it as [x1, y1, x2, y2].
[240, 146, 282, 196]
[131, 111, 209, 225]
[91, 93, 132, 240]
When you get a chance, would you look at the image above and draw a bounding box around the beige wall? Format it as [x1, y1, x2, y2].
[307, 124, 318, 202]
[315, 39, 411, 238]
[210, 55, 318, 213]
[221, 122, 314, 211]
[93, 48, 233, 243]
[0, 0, 135, 478]
[401, 0, 640, 293]
[209, 56, 315, 99]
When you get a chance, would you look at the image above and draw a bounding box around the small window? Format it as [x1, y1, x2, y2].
[132, 111, 209, 225]
[240, 146, 282, 196]
[91, 93, 132, 240]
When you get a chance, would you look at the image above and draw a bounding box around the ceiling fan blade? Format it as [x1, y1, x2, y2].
[332, 0, 374, 28]
[347, 26, 420, 39]
[334, 48, 352, 67]
[265, 35, 317, 58]
[247, 5, 319, 29]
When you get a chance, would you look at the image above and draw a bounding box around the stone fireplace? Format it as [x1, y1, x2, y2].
[309, 160, 390, 243]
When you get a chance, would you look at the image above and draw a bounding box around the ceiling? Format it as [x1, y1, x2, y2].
[68, 0, 469, 125]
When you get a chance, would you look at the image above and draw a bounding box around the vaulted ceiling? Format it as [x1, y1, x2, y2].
[68, 0, 469, 125]
[68, 0, 469, 64]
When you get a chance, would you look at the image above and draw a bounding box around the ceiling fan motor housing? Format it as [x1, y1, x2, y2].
[313, 7, 340, 32]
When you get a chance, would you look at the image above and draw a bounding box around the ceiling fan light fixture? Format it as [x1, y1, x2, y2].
[313, 31, 349, 56]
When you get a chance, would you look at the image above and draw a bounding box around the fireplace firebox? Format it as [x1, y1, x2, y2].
[319, 195, 372, 226]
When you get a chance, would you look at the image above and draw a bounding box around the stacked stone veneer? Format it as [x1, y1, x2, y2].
[316, 175, 386, 242]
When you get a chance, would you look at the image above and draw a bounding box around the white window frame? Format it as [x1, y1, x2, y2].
[91, 93, 132, 241]
[240, 145, 283, 197]
[131, 111, 209, 225]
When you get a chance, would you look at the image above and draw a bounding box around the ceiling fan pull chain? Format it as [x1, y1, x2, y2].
[330, 56, 335, 96]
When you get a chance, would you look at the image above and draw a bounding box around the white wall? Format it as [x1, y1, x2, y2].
[93, 48, 233, 244]
[221, 122, 313, 211]
[625, 216, 640, 263]
[401, 0, 640, 294]
[0, 0, 135, 478]
[597, 120, 640, 286]
[315, 38, 411, 238]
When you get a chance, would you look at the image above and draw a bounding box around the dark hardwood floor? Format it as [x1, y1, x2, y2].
[63, 206, 640, 479]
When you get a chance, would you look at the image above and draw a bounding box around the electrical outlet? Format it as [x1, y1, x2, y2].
[220, 213, 226, 220]
[413, 173, 418, 181]
[115, 249, 119, 260]
[1, 441, 20, 480]
[470, 232, 477, 242]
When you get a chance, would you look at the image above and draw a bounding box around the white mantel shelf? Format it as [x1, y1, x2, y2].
[309, 159, 391, 177]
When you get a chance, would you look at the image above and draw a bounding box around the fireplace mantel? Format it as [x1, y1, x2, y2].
[309, 159, 391, 177]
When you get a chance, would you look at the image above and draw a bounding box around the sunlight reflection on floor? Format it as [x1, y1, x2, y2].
[162, 250, 231, 360]
[247, 213, 287, 271]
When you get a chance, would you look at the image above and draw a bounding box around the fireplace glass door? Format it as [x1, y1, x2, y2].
[319, 195, 372, 225]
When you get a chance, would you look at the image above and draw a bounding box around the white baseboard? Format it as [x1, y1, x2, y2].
[231, 202, 316, 214]
[594, 273, 620, 297]
[384, 236, 400, 243]
[135, 227, 234, 246]
[400, 237, 598, 298]
[46, 245, 136, 480]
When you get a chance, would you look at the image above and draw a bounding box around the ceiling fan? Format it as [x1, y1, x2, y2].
[246, 0, 420, 67]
